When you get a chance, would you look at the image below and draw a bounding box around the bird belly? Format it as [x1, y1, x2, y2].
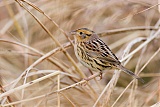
[74, 45, 97, 71]
[74, 45, 111, 72]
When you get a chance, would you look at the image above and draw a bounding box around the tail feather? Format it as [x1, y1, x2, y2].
[117, 65, 144, 83]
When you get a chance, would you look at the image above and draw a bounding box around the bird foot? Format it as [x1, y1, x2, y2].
[97, 72, 103, 80]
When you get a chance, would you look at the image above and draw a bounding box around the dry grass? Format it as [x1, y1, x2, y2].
[0, 0, 160, 107]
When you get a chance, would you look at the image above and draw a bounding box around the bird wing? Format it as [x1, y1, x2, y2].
[85, 40, 120, 65]
[96, 55, 120, 64]
[87, 50, 120, 65]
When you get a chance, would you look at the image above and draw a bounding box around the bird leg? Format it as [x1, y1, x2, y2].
[98, 71, 103, 80]
[88, 69, 94, 75]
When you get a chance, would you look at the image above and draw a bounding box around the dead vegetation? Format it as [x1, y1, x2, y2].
[0, 0, 160, 107]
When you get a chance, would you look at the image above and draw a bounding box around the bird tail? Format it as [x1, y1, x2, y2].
[117, 65, 144, 83]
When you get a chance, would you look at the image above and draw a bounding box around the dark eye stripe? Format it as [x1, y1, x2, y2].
[86, 34, 91, 36]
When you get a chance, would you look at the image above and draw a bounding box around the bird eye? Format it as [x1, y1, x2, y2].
[79, 32, 83, 35]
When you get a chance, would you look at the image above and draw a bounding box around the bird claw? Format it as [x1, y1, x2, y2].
[98, 72, 103, 80]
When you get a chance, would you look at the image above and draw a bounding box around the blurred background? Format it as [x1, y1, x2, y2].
[0, 0, 160, 107]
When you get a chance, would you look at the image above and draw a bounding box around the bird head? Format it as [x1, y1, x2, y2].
[70, 28, 97, 42]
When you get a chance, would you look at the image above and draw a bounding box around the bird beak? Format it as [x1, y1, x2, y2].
[70, 30, 77, 35]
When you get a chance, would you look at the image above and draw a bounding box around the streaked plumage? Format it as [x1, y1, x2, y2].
[71, 28, 144, 83]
